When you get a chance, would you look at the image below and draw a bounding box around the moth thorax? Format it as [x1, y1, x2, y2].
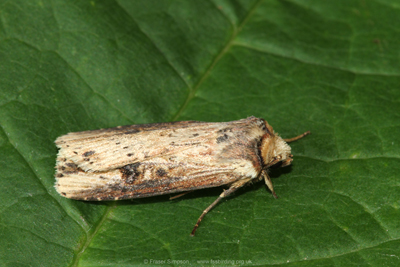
[260, 134, 292, 166]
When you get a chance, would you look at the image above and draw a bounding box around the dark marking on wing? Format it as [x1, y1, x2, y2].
[170, 141, 202, 146]
[60, 162, 85, 175]
[123, 129, 141, 134]
[156, 168, 167, 177]
[218, 127, 232, 133]
[216, 134, 229, 143]
[120, 163, 141, 184]
[66, 163, 78, 169]
[83, 151, 95, 157]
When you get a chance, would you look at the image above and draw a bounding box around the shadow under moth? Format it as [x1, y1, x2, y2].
[54, 116, 310, 235]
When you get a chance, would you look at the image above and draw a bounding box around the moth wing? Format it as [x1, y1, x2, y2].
[55, 117, 268, 200]
[55, 151, 260, 200]
[56, 120, 223, 172]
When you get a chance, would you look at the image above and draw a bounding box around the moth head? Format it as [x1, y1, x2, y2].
[260, 131, 292, 168]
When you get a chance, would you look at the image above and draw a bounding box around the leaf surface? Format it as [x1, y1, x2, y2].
[1, 0, 399, 266]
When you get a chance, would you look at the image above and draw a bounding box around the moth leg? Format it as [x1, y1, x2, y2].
[262, 170, 278, 199]
[170, 191, 191, 200]
[284, 131, 311, 143]
[190, 178, 251, 236]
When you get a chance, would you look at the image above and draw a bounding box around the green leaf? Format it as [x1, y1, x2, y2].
[1, 0, 399, 266]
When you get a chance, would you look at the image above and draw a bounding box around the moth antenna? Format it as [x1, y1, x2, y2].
[191, 178, 251, 236]
[283, 131, 311, 143]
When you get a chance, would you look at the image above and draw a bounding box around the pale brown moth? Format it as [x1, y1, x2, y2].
[54, 116, 309, 235]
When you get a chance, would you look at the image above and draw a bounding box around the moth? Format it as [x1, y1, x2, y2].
[54, 116, 309, 235]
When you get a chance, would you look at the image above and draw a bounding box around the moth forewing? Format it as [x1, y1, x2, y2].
[54, 116, 310, 235]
